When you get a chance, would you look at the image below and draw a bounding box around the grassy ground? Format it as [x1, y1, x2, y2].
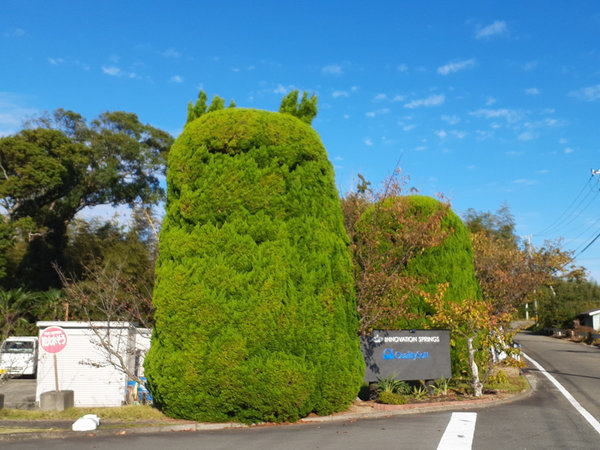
[0, 405, 173, 422]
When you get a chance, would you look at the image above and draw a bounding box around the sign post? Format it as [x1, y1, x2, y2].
[40, 326, 68, 392]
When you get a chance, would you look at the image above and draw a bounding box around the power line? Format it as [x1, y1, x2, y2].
[535, 172, 598, 237]
[571, 169, 600, 259]
[574, 231, 600, 259]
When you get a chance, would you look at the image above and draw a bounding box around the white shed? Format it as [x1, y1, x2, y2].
[36, 321, 151, 407]
[576, 309, 600, 331]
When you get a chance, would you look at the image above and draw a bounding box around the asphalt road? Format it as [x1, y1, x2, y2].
[517, 331, 600, 421]
[0, 378, 36, 409]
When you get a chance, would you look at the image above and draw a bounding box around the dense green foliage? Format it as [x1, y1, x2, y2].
[536, 279, 600, 329]
[186, 90, 233, 124]
[0, 213, 158, 340]
[357, 195, 480, 329]
[404, 196, 481, 316]
[145, 108, 363, 423]
[463, 204, 516, 243]
[0, 109, 172, 290]
[279, 90, 318, 125]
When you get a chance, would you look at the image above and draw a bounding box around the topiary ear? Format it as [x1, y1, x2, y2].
[278, 90, 318, 125]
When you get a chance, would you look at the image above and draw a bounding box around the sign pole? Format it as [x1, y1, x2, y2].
[53, 353, 59, 392]
[40, 326, 68, 393]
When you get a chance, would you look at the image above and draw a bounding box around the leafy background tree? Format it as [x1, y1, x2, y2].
[463, 206, 586, 319]
[145, 104, 363, 424]
[0, 108, 169, 339]
[0, 109, 172, 290]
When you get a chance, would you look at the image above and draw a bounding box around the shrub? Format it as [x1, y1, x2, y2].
[378, 391, 408, 405]
[377, 375, 410, 395]
[144, 108, 364, 423]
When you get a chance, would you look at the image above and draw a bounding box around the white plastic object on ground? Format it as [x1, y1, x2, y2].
[72, 414, 101, 431]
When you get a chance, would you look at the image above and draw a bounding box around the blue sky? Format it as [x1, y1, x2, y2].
[2, 1, 600, 279]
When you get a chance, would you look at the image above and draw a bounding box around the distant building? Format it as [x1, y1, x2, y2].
[574, 309, 600, 332]
[36, 322, 151, 407]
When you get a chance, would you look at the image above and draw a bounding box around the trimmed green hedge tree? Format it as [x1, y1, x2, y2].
[145, 108, 364, 423]
[403, 196, 481, 315]
[402, 196, 484, 376]
[355, 195, 481, 374]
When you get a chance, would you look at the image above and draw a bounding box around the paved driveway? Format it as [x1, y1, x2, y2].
[1, 378, 36, 409]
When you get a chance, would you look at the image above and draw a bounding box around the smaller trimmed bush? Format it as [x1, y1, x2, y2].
[378, 391, 408, 405]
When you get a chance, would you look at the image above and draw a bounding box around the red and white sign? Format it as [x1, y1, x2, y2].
[40, 326, 68, 354]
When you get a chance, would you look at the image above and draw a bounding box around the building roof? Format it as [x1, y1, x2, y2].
[577, 308, 600, 317]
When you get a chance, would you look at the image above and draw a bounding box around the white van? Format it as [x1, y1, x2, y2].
[0, 337, 38, 377]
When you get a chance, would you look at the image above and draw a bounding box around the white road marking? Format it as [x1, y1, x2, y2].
[523, 352, 600, 435]
[437, 412, 477, 450]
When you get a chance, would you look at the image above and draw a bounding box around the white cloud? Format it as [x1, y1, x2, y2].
[437, 58, 475, 75]
[485, 97, 497, 106]
[160, 48, 180, 59]
[0, 93, 38, 137]
[470, 108, 523, 123]
[513, 179, 537, 185]
[451, 130, 468, 139]
[48, 57, 64, 65]
[441, 114, 460, 125]
[435, 130, 447, 138]
[525, 88, 540, 95]
[397, 64, 408, 72]
[102, 66, 121, 76]
[322, 64, 342, 75]
[523, 61, 538, 71]
[3, 28, 26, 38]
[559, 138, 568, 144]
[403, 124, 416, 131]
[392, 94, 405, 102]
[564, 147, 574, 154]
[274, 84, 295, 95]
[365, 108, 390, 117]
[231, 67, 240, 72]
[373, 93, 387, 101]
[518, 131, 536, 141]
[170, 75, 183, 83]
[364, 138, 373, 146]
[475, 20, 508, 39]
[570, 84, 600, 102]
[404, 94, 445, 109]
[343, 114, 350, 119]
[415, 146, 427, 152]
[332, 91, 349, 98]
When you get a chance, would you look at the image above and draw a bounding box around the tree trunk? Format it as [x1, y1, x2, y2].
[467, 336, 483, 397]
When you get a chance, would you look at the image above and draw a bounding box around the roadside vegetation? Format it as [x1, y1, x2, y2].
[370, 361, 528, 407]
[0, 405, 170, 422]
